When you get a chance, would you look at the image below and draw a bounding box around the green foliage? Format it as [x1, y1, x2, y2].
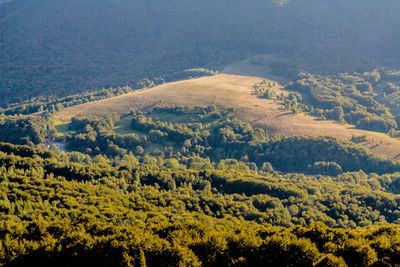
[307, 162, 343, 176]
[1, 201, 400, 266]
[0, 69, 215, 116]
[253, 80, 278, 99]
[1, 143, 400, 229]
[0, 115, 49, 145]
[350, 135, 367, 144]
[3, 1, 400, 263]
[356, 116, 397, 133]
[261, 136, 400, 175]
[62, 106, 400, 176]
[285, 70, 400, 133]
[0, 142, 399, 264]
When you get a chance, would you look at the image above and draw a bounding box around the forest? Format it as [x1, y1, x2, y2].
[2, 0, 400, 265]
[1, 67, 400, 265]
[2, 0, 400, 104]
[61, 105, 400, 175]
[0, 142, 400, 266]
[253, 67, 400, 137]
[0, 103, 400, 265]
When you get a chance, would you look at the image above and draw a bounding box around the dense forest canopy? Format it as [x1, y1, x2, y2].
[0, 142, 400, 265]
[2, 0, 400, 104]
[0, 103, 400, 264]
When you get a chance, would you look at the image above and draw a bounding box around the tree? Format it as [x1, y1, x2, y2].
[261, 162, 274, 173]
[332, 106, 345, 123]
[135, 146, 144, 155]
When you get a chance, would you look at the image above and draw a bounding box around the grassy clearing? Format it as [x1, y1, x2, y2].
[149, 112, 194, 124]
[53, 120, 70, 136]
[54, 74, 400, 160]
[113, 115, 134, 135]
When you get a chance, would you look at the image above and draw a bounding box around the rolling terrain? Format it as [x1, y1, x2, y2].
[54, 74, 400, 160]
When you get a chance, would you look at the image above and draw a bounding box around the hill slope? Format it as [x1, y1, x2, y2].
[2, 0, 400, 104]
[54, 74, 400, 160]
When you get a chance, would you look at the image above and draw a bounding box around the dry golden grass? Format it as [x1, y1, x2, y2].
[55, 74, 400, 160]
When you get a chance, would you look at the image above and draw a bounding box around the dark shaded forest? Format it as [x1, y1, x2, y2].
[2, 0, 400, 104]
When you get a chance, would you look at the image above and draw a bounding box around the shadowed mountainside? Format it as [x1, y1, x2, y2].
[2, 0, 400, 104]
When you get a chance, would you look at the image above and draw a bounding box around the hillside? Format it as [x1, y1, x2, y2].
[2, 0, 400, 104]
[54, 74, 400, 160]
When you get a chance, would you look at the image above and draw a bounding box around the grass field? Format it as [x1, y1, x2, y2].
[54, 74, 400, 160]
[53, 120, 69, 136]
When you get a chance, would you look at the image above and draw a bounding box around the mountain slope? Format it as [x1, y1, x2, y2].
[2, 0, 400, 104]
